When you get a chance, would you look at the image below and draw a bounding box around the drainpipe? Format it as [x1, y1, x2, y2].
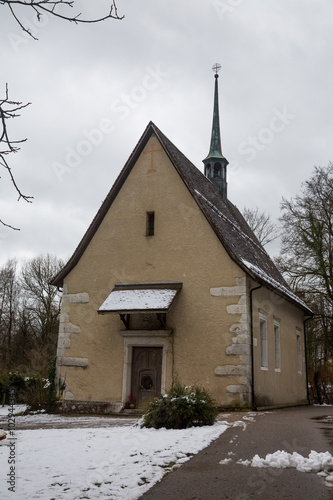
[250, 284, 262, 411]
[303, 316, 313, 405]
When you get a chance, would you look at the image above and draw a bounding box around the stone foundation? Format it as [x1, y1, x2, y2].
[56, 400, 123, 415]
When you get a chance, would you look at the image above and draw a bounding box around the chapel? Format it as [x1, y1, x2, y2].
[51, 65, 311, 411]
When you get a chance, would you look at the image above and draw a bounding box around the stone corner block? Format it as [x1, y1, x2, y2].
[61, 357, 88, 368]
[227, 385, 248, 394]
[226, 344, 250, 356]
[64, 391, 75, 400]
[62, 292, 90, 304]
[215, 365, 248, 377]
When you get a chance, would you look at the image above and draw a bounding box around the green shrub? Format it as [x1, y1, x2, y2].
[0, 360, 59, 412]
[45, 358, 58, 412]
[22, 376, 46, 411]
[141, 383, 218, 429]
[0, 371, 26, 404]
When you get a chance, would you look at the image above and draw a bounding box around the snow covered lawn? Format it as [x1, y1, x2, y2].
[0, 405, 230, 500]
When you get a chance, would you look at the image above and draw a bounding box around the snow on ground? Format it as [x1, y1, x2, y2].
[0, 405, 27, 417]
[235, 450, 333, 488]
[0, 405, 230, 500]
[0, 405, 137, 430]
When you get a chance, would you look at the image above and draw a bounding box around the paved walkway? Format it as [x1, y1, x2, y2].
[140, 406, 333, 499]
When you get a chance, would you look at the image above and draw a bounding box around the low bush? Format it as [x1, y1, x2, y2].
[0, 358, 58, 412]
[141, 383, 218, 429]
[0, 371, 26, 404]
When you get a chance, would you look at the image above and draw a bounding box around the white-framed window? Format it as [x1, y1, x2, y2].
[274, 318, 281, 371]
[296, 327, 302, 373]
[259, 311, 268, 370]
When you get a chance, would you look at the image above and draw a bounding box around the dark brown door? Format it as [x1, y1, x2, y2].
[131, 347, 162, 406]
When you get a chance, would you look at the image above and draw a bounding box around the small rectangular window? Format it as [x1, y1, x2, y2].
[146, 211, 155, 236]
[259, 312, 268, 369]
[296, 328, 302, 373]
[274, 319, 281, 371]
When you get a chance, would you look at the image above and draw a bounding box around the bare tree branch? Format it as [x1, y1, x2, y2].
[1, 0, 124, 38]
[1, 2, 123, 229]
[0, 84, 33, 229]
[0, 218, 20, 230]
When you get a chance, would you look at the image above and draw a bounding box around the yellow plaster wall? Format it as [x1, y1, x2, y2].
[252, 286, 307, 406]
[59, 135, 246, 405]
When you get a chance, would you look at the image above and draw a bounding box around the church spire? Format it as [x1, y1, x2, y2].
[203, 63, 229, 200]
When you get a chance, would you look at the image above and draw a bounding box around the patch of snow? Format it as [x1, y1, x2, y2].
[233, 421, 247, 431]
[241, 450, 333, 473]
[0, 405, 27, 417]
[242, 416, 255, 422]
[0, 419, 229, 499]
[237, 459, 251, 466]
[219, 458, 232, 464]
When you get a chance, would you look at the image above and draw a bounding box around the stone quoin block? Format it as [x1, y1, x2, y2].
[62, 292, 90, 304]
[60, 357, 88, 368]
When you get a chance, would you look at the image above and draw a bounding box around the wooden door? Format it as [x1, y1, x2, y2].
[131, 347, 162, 406]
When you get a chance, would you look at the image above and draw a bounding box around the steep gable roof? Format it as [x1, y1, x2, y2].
[51, 122, 311, 315]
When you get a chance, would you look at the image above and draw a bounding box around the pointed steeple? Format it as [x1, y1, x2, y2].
[203, 63, 229, 199]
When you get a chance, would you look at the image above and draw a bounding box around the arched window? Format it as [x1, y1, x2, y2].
[222, 165, 226, 180]
[214, 162, 221, 178]
[205, 163, 211, 177]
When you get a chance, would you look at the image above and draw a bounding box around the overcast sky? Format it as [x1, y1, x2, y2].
[0, 0, 332, 267]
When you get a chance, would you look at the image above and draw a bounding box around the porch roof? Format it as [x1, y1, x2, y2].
[98, 283, 182, 314]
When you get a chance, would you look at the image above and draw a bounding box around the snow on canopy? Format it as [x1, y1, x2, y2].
[98, 288, 178, 313]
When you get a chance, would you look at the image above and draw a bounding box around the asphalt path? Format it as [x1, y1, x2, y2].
[140, 406, 333, 499]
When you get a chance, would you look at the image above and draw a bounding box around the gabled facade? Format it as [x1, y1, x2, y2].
[51, 71, 311, 411]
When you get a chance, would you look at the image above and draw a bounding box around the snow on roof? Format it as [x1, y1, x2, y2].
[241, 259, 311, 312]
[194, 190, 269, 257]
[98, 288, 179, 313]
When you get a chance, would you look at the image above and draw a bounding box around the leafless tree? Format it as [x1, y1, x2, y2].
[243, 206, 280, 247]
[277, 163, 333, 403]
[20, 254, 64, 345]
[1, 1, 123, 229]
[0, 259, 19, 368]
[0, 254, 64, 373]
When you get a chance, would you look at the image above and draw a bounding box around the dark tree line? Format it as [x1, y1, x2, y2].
[0, 254, 64, 375]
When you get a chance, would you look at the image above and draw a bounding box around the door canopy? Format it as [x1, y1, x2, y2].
[98, 282, 182, 314]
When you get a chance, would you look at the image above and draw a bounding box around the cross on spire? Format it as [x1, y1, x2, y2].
[212, 63, 221, 76]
